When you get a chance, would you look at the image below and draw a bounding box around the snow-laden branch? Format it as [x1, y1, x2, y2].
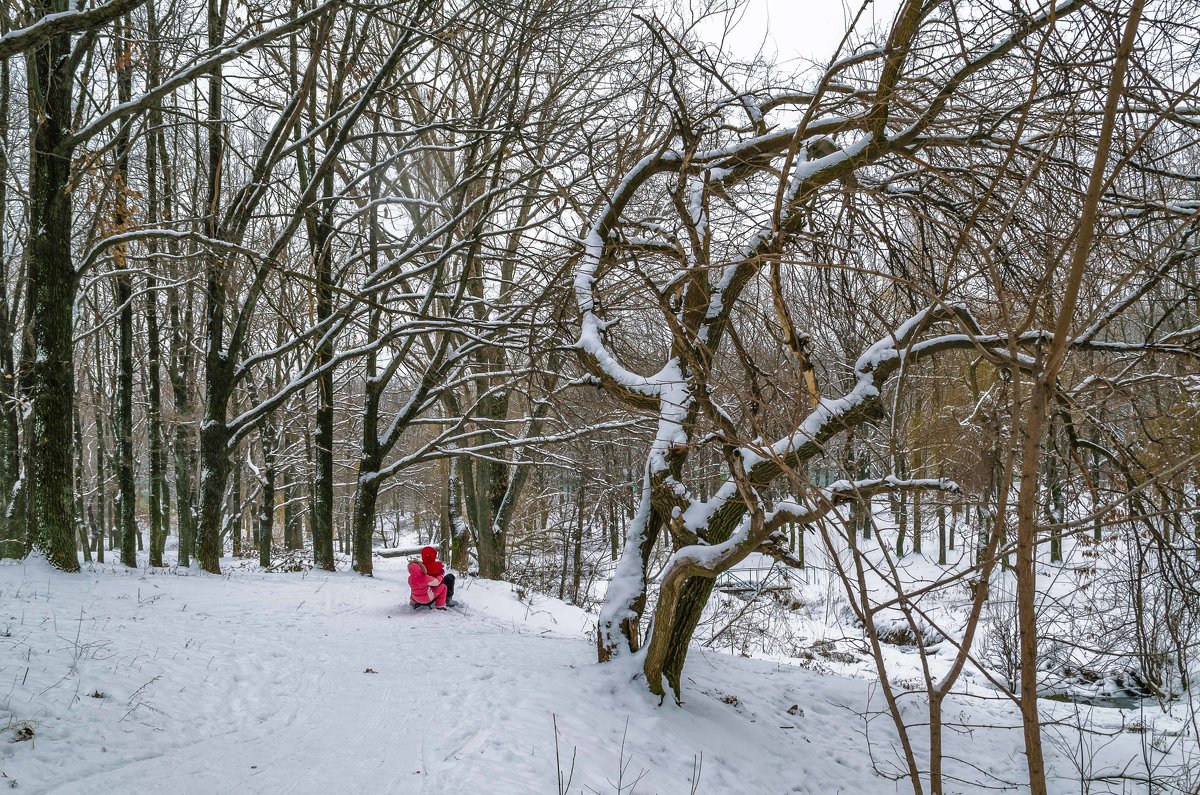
[1074, 239, 1200, 346]
[769, 476, 958, 527]
[0, 0, 146, 59]
[579, 0, 1089, 419]
[675, 476, 959, 573]
[573, 149, 676, 402]
[572, 116, 861, 407]
[677, 304, 953, 537]
[76, 229, 266, 276]
[61, 2, 339, 151]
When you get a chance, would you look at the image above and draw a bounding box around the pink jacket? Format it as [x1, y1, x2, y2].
[408, 561, 443, 604]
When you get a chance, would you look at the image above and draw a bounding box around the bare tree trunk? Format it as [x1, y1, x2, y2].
[608, 495, 619, 562]
[169, 281, 197, 566]
[146, 288, 167, 566]
[93, 377, 108, 564]
[1045, 422, 1064, 563]
[571, 472, 585, 605]
[283, 436, 303, 550]
[310, 164, 336, 572]
[350, 469, 379, 576]
[949, 503, 957, 552]
[145, 0, 169, 568]
[199, 353, 233, 569]
[438, 462, 451, 564]
[0, 46, 20, 560]
[229, 459, 243, 558]
[350, 133, 381, 576]
[448, 458, 469, 571]
[912, 489, 923, 556]
[557, 523, 569, 601]
[1011, 8, 1145, 792]
[196, 0, 230, 574]
[258, 420, 276, 569]
[114, 13, 138, 568]
[1013, 370, 1051, 795]
[893, 452, 909, 556]
[937, 503, 947, 565]
[26, 0, 82, 572]
[73, 406, 91, 562]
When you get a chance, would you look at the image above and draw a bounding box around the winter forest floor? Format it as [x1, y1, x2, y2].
[1, 552, 1195, 794]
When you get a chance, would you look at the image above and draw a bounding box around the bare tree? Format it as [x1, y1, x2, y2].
[577, 6, 1199, 794]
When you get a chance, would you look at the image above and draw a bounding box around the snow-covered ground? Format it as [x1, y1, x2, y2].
[1, 552, 1195, 794]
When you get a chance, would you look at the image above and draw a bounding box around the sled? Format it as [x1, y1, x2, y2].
[409, 599, 462, 611]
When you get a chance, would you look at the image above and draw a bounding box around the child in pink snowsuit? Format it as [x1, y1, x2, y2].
[408, 559, 448, 608]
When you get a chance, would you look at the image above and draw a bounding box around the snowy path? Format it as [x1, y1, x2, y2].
[51, 605, 594, 793]
[1, 557, 1182, 794]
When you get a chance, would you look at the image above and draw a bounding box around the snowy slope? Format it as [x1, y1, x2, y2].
[0, 555, 1190, 794]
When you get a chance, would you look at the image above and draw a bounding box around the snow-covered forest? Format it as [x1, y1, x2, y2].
[1, 0, 1199, 792]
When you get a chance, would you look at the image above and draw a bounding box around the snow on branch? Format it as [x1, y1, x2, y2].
[677, 304, 965, 539]
[669, 476, 959, 577]
[572, 113, 862, 406]
[0, 0, 146, 60]
[76, 229, 267, 276]
[1074, 239, 1200, 346]
[61, 2, 339, 151]
[768, 477, 959, 529]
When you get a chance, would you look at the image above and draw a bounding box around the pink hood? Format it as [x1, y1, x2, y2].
[408, 561, 440, 604]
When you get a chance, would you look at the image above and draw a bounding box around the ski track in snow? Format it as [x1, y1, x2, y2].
[0, 556, 1187, 794]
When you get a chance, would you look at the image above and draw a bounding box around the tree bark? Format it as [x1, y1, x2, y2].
[197, 362, 232, 572]
[26, 0, 82, 571]
[257, 420, 276, 569]
[145, 0, 169, 568]
[228, 458, 243, 558]
[196, 0, 229, 574]
[114, 13, 138, 568]
[310, 166, 336, 572]
[1045, 422, 1064, 563]
[72, 407, 92, 562]
[912, 489, 922, 556]
[92, 370, 108, 564]
[0, 47, 21, 560]
[283, 438, 303, 549]
[169, 282, 197, 566]
[350, 134, 381, 576]
[1011, 7, 1145, 792]
[146, 292, 168, 566]
[571, 471, 585, 605]
[448, 458, 469, 571]
[1013, 370, 1051, 795]
[937, 503, 947, 566]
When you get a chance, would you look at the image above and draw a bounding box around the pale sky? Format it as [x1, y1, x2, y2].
[702, 0, 903, 65]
